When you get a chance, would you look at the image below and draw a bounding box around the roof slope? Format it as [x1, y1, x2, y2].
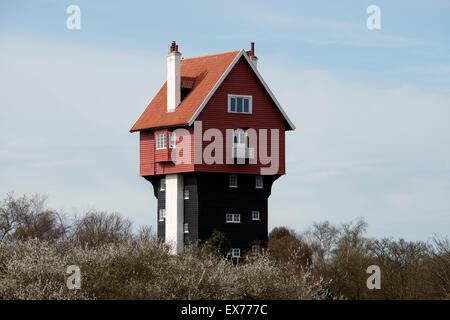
[130, 50, 240, 132]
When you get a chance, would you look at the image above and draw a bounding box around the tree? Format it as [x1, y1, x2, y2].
[70, 211, 133, 247]
[0, 193, 67, 241]
[268, 227, 312, 268]
[205, 229, 231, 258]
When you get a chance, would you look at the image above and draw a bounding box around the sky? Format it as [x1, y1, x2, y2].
[0, 0, 449, 241]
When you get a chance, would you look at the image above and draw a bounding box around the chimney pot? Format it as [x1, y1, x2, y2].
[248, 42, 258, 69]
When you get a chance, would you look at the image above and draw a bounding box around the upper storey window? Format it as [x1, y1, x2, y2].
[156, 133, 166, 149]
[169, 132, 176, 149]
[228, 95, 252, 114]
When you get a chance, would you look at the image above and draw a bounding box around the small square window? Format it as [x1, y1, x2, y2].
[226, 213, 240, 223]
[184, 189, 190, 200]
[255, 176, 263, 189]
[160, 178, 166, 191]
[184, 223, 189, 233]
[231, 248, 241, 258]
[159, 208, 166, 221]
[252, 211, 260, 221]
[229, 175, 237, 188]
[156, 133, 166, 149]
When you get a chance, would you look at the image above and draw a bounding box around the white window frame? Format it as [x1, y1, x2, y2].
[159, 208, 166, 221]
[160, 178, 166, 191]
[226, 213, 241, 223]
[228, 94, 252, 114]
[229, 175, 238, 188]
[255, 176, 263, 189]
[231, 248, 241, 258]
[169, 132, 176, 149]
[184, 189, 190, 200]
[156, 133, 167, 150]
[184, 223, 189, 233]
[252, 211, 260, 221]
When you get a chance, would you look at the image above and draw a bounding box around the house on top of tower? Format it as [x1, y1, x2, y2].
[130, 41, 295, 256]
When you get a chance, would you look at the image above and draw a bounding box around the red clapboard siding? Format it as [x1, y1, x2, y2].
[140, 131, 155, 176]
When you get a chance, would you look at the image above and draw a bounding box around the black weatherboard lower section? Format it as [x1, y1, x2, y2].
[145, 172, 279, 254]
[145, 176, 165, 241]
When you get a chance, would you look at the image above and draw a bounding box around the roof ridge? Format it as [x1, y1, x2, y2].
[182, 49, 241, 61]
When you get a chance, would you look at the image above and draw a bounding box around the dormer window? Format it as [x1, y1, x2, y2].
[228, 95, 252, 114]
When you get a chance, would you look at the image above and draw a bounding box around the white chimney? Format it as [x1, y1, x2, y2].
[167, 41, 181, 112]
[248, 42, 258, 69]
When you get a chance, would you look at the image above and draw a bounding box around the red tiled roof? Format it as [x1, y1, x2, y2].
[130, 50, 240, 132]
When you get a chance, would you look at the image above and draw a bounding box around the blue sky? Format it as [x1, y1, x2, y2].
[1, 0, 449, 240]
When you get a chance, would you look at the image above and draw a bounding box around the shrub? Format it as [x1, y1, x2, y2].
[205, 229, 231, 258]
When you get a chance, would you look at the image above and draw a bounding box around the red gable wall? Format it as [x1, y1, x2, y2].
[194, 56, 286, 175]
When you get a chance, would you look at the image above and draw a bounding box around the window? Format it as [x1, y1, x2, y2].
[228, 95, 252, 114]
[160, 178, 166, 191]
[229, 175, 237, 188]
[159, 208, 166, 221]
[231, 248, 241, 258]
[226, 213, 241, 223]
[156, 133, 166, 149]
[252, 211, 260, 221]
[169, 132, 176, 148]
[233, 130, 247, 147]
[184, 223, 189, 233]
[255, 176, 263, 189]
[184, 189, 190, 200]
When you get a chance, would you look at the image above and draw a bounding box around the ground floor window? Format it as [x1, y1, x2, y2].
[231, 248, 241, 258]
[184, 223, 189, 233]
